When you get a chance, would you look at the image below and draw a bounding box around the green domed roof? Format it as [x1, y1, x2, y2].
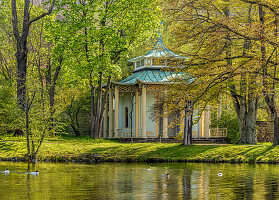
[119, 68, 174, 84]
[128, 38, 186, 62]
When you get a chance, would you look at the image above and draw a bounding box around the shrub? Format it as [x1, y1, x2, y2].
[210, 108, 239, 143]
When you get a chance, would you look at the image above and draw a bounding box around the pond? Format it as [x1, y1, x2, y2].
[0, 161, 278, 199]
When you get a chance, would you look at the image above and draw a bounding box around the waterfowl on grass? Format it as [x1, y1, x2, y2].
[161, 173, 169, 178]
[147, 167, 152, 171]
[30, 170, 39, 175]
[218, 173, 223, 176]
[4, 169, 9, 173]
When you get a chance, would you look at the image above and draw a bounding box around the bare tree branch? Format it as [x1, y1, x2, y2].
[11, 0, 19, 43]
[29, 0, 56, 25]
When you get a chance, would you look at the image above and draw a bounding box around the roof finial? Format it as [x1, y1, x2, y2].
[156, 21, 165, 49]
[154, 21, 167, 52]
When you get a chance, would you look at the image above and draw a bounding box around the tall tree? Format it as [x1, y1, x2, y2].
[11, 0, 55, 108]
[0, 0, 73, 159]
[59, 0, 161, 138]
[165, 0, 263, 144]
[257, 3, 279, 145]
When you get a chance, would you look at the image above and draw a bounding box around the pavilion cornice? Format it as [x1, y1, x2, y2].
[111, 78, 173, 86]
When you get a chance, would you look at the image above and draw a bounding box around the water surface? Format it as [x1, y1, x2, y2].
[0, 161, 278, 199]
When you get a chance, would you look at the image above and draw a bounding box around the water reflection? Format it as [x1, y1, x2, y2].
[0, 162, 278, 199]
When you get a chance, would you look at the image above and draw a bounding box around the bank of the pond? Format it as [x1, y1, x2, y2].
[0, 135, 278, 163]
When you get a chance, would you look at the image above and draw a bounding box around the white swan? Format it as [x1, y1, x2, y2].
[4, 169, 9, 174]
[217, 173, 223, 176]
[30, 170, 39, 175]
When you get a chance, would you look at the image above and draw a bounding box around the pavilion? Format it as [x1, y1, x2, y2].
[102, 38, 223, 140]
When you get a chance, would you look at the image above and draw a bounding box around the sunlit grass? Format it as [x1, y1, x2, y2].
[0, 135, 278, 163]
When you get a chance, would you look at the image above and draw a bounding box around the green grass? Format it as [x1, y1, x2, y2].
[0, 135, 279, 163]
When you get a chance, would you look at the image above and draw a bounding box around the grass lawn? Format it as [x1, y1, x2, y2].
[0, 135, 278, 163]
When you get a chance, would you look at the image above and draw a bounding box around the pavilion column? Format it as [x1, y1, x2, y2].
[199, 111, 204, 138]
[109, 91, 113, 138]
[114, 86, 119, 138]
[163, 105, 168, 138]
[217, 98, 222, 120]
[141, 85, 147, 138]
[180, 110, 184, 135]
[135, 89, 139, 138]
[155, 91, 159, 137]
[204, 106, 210, 137]
[217, 96, 222, 136]
[103, 102, 108, 138]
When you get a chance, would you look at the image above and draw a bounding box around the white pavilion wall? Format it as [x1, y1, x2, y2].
[114, 90, 203, 138]
[146, 93, 156, 137]
[192, 123, 200, 137]
[192, 110, 200, 138]
[118, 95, 123, 130]
[119, 93, 136, 136]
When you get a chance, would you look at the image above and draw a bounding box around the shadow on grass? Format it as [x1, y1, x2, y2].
[74, 146, 128, 161]
[45, 135, 120, 144]
[258, 145, 275, 156]
[246, 145, 275, 162]
[141, 144, 220, 161]
[39, 142, 279, 163]
[238, 146, 259, 156]
[78, 144, 209, 161]
[84, 146, 121, 153]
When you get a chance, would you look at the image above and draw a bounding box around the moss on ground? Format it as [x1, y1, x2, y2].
[0, 135, 279, 163]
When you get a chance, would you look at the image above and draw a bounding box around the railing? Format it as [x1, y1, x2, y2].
[118, 129, 140, 138]
[209, 128, 228, 138]
[107, 128, 228, 139]
[117, 129, 159, 138]
[192, 131, 200, 138]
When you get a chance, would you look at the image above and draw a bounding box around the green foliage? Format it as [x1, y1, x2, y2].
[210, 107, 239, 144]
[56, 0, 161, 82]
[164, 0, 267, 144]
[0, 81, 23, 134]
[58, 90, 91, 136]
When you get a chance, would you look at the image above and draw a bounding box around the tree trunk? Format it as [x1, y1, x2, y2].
[237, 99, 257, 144]
[11, 0, 55, 161]
[273, 115, 279, 145]
[25, 92, 36, 161]
[90, 83, 96, 138]
[66, 102, 81, 137]
[94, 72, 103, 138]
[90, 73, 111, 139]
[258, 5, 279, 145]
[70, 124, 81, 136]
[97, 76, 111, 138]
[228, 5, 258, 144]
[183, 101, 193, 145]
[16, 51, 28, 108]
[12, 0, 55, 108]
[48, 57, 63, 133]
[25, 101, 30, 156]
[262, 87, 279, 145]
[263, 86, 279, 145]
